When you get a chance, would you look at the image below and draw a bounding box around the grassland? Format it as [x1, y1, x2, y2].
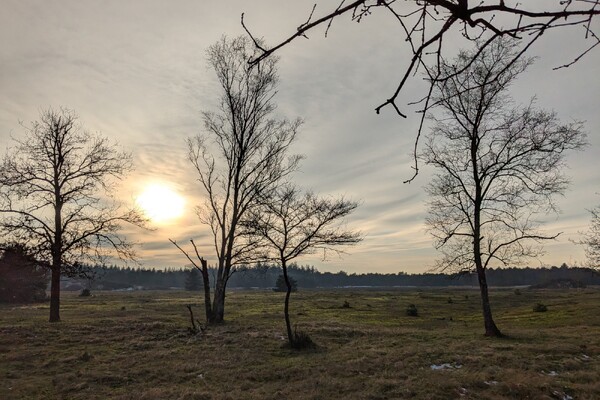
[1, 287, 599, 399]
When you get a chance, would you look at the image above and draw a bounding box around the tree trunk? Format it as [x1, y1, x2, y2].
[51, 174, 63, 323]
[199, 259, 213, 323]
[210, 234, 233, 324]
[49, 266, 61, 322]
[471, 127, 502, 338]
[476, 266, 503, 337]
[281, 259, 294, 347]
[211, 278, 226, 323]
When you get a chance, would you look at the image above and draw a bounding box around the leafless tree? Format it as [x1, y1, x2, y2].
[0, 108, 145, 322]
[244, 185, 361, 348]
[178, 36, 302, 323]
[579, 203, 600, 269]
[243, 0, 599, 181]
[422, 39, 587, 337]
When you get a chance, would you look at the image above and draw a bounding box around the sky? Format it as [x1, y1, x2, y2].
[1, 1, 598, 274]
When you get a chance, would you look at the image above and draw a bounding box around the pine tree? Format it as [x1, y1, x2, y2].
[274, 274, 297, 293]
[0, 245, 48, 303]
[184, 268, 202, 291]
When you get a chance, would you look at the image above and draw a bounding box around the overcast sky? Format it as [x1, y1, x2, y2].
[1, 1, 598, 273]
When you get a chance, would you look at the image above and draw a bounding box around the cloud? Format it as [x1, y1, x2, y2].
[1, 0, 598, 273]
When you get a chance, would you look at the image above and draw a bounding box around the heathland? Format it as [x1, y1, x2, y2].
[1, 288, 599, 399]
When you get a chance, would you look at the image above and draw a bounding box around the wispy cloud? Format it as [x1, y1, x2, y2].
[1, 0, 598, 272]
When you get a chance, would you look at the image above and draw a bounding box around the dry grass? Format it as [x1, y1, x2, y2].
[1, 287, 599, 399]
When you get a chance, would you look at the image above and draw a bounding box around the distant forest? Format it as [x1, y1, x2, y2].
[66, 263, 600, 291]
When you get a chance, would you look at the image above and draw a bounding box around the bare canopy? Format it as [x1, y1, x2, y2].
[422, 38, 587, 336]
[580, 203, 600, 269]
[176, 36, 302, 323]
[0, 108, 145, 322]
[243, 184, 361, 348]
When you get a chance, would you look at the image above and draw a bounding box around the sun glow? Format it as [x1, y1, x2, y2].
[136, 184, 185, 223]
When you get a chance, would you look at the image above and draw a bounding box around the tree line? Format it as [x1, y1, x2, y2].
[55, 262, 600, 292]
[3, 253, 598, 303]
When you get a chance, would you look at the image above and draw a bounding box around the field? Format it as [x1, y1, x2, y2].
[1, 287, 599, 399]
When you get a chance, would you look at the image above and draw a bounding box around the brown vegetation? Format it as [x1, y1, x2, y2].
[1, 288, 599, 399]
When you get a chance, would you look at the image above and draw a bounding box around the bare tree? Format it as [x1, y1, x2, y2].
[422, 39, 587, 336]
[244, 185, 361, 348]
[0, 108, 145, 322]
[178, 36, 302, 323]
[243, 1, 599, 181]
[580, 203, 600, 268]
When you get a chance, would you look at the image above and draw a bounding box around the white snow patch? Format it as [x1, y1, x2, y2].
[552, 390, 573, 400]
[542, 370, 559, 376]
[431, 362, 462, 370]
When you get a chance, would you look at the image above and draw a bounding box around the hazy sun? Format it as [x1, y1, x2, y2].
[136, 184, 185, 223]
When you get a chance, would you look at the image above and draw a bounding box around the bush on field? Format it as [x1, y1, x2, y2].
[406, 304, 418, 317]
[291, 326, 316, 350]
[273, 274, 297, 292]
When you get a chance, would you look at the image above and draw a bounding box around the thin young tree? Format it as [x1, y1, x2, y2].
[243, 1, 599, 181]
[0, 108, 145, 322]
[422, 39, 587, 336]
[244, 185, 361, 348]
[179, 36, 302, 323]
[580, 202, 600, 269]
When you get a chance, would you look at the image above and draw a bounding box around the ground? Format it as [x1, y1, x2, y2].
[1, 287, 599, 399]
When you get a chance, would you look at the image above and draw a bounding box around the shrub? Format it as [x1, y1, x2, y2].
[273, 274, 298, 292]
[533, 303, 548, 312]
[406, 304, 418, 317]
[291, 326, 316, 350]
